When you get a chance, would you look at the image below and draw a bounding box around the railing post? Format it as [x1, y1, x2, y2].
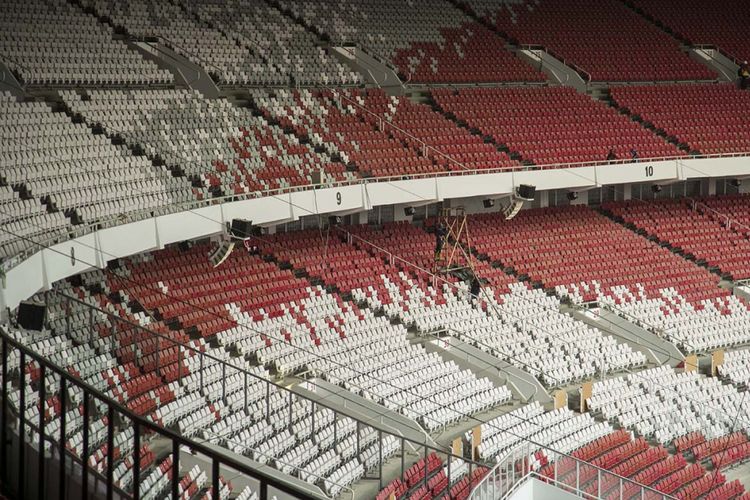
[265, 382, 271, 421]
[172, 439, 179, 500]
[19, 351, 26, 500]
[59, 376, 66, 499]
[378, 430, 383, 490]
[0, 337, 7, 490]
[133, 422, 141, 500]
[199, 352, 204, 390]
[106, 406, 114, 500]
[287, 390, 293, 429]
[82, 390, 89, 500]
[597, 468, 601, 498]
[400, 438, 405, 480]
[311, 402, 316, 437]
[221, 363, 226, 404]
[212, 458, 220, 500]
[89, 306, 94, 345]
[38, 364, 46, 500]
[423, 445, 428, 490]
[244, 371, 248, 413]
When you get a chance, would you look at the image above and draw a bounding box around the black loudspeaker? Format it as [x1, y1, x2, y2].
[516, 184, 536, 201]
[311, 170, 323, 185]
[404, 207, 416, 216]
[482, 199, 495, 209]
[230, 219, 254, 239]
[17, 302, 46, 331]
[328, 215, 343, 226]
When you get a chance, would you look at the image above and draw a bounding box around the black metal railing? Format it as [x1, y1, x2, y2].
[0, 326, 314, 500]
[1, 288, 486, 499]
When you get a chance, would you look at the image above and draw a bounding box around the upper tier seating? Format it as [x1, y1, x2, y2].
[276, 0, 545, 83]
[587, 366, 750, 445]
[604, 198, 750, 280]
[628, 0, 750, 63]
[250, 88, 516, 177]
[0, 92, 192, 263]
[461, 0, 717, 82]
[79, 0, 282, 85]
[432, 87, 681, 166]
[0, 0, 171, 86]
[467, 206, 750, 352]
[179, 0, 362, 86]
[611, 83, 750, 155]
[62, 89, 354, 195]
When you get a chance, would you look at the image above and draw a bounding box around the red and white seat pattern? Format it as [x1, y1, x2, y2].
[179, 0, 362, 86]
[467, 206, 749, 352]
[611, 83, 750, 155]
[80, 0, 282, 85]
[276, 0, 544, 83]
[433, 87, 681, 166]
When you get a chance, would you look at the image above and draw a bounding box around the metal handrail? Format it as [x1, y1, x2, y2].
[469, 439, 675, 500]
[519, 44, 592, 83]
[0, 325, 313, 500]
[37, 289, 484, 473]
[5, 145, 750, 267]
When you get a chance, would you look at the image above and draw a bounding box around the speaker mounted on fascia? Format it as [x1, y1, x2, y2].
[208, 225, 235, 268]
[501, 184, 536, 220]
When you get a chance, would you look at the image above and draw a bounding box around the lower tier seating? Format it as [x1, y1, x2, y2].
[588, 366, 750, 445]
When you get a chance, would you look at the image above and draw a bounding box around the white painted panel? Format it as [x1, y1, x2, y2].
[680, 156, 750, 179]
[597, 160, 677, 185]
[156, 205, 224, 246]
[314, 185, 364, 214]
[366, 178, 438, 207]
[222, 195, 293, 226]
[289, 189, 317, 219]
[45, 233, 99, 284]
[515, 166, 597, 190]
[436, 173, 513, 199]
[97, 219, 158, 263]
[3, 252, 45, 310]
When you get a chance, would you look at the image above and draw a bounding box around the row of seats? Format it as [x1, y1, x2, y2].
[629, 0, 749, 63]
[587, 366, 750, 445]
[180, 0, 362, 86]
[0, 92, 192, 260]
[462, 0, 717, 82]
[432, 86, 682, 166]
[0, 0, 171, 85]
[79, 0, 284, 86]
[611, 83, 750, 155]
[276, 0, 544, 83]
[604, 198, 750, 280]
[718, 349, 750, 388]
[62, 89, 355, 194]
